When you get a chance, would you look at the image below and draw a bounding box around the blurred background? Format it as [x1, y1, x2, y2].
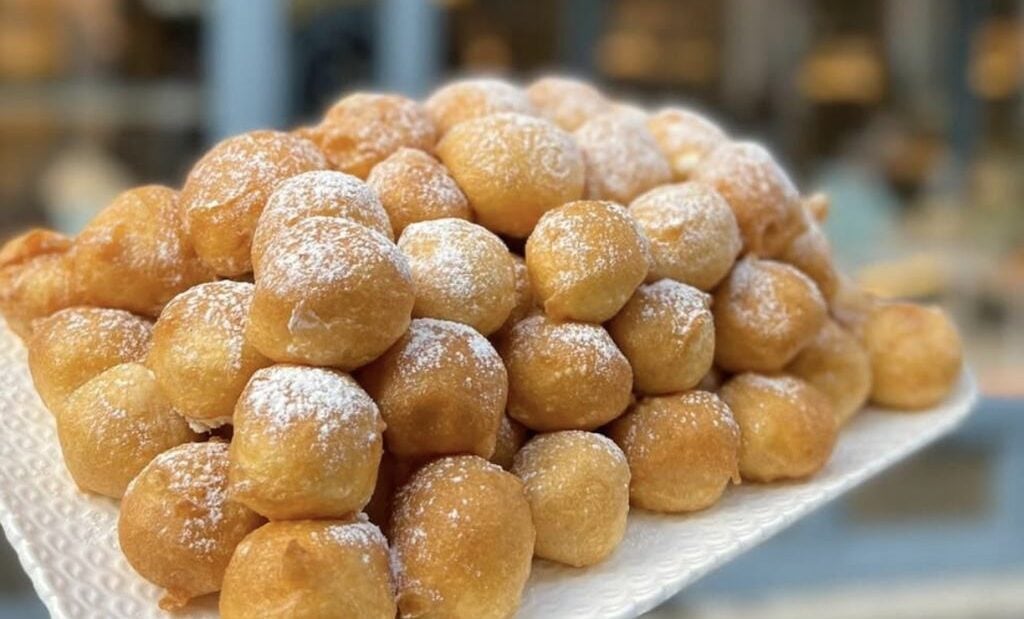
[0, 0, 1021, 617]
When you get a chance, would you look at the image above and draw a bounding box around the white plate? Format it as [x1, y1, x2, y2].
[0, 324, 978, 619]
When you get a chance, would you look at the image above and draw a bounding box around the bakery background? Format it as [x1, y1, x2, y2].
[0, 0, 1020, 617]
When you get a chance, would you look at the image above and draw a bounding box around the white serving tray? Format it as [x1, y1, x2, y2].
[0, 323, 978, 619]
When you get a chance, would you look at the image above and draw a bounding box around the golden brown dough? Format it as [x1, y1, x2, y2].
[437, 112, 585, 238]
[147, 281, 271, 429]
[574, 112, 672, 204]
[499, 314, 632, 431]
[713, 256, 827, 373]
[359, 318, 507, 459]
[366, 147, 471, 236]
[607, 279, 714, 395]
[0, 229, 74, 339]
[863, 303, 962, 409]
[494, 254, 536, 340]
[526, 200, 650, 323]
[229, 365, 385, 520]
[118, 441, 263, 610]
[719, 373, 837, 482]
[391, 456, 534, 619]
[647, 107, 728, 180]
[490, 414, 530, 470]
[68, 185, 215, 316]
[786, 319, 871, 424]
[57, 363, 196, 498]
[609, 391, 739, 512]
[526, 76, 612, 131]
[780, 215, 838, 300]
[512, 431, 629, 566]
[220, 519, 396, 619]
[425, 78, 535, 135]
[28, 307, 152, 415]
[628, 182, 741, 290]
[180, 130, 326, 276]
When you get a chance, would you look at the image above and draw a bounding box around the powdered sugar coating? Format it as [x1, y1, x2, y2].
[366, 148, 471, 236]
[425, 78, 536, 134]
[629, 182, 741, 290]
[527, 76, 613, 131]
[647, 107, 728, 179]
[614, 391, 739, 461]
[398, 218, 515, 335]
[574, 112, 672, 204]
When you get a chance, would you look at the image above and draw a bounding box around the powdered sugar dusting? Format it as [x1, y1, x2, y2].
[574, 112, 671, 203]
[527, 76, 612, 131]
[157, 280, 254, 371]
[647, 107, 727, 177]
[723, 257, 823, 338]
[634, 279, 711, 337]
[319, 520, 388, 551]
[426, 78, 536, 133]
[41, 307, 152, 358]
[366, 148, 470, 235]
[394, 318, 505, 385]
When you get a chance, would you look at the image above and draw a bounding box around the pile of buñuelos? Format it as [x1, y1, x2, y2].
[0, 76, 964, 619]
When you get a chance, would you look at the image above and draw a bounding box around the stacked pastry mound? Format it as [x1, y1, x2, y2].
[0, 76, 963, 619]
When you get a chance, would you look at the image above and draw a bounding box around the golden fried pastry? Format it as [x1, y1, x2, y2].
[359, 318, 507, 459]
[251, 170, 393, 273]
[628, 182, 741, 290]
[574, 112, 672, 204]
[367, 147, 471, 236]
[526, 200, 650, 322]
[609, 391, 739, 512]
[693, 141, 806, 257]
[500, 314, 632, 431]
[68, 185, 215, 316]
[118, 441, 263, 610]
[147, 281, 271, 429]
[803, 191, 830, 222]
[309, 92, 436, 179]
[0, 229, 74, 339]
[229, 365, 385, 520]
[512, 431, 629, 566]
[713, 256, 827, 373]
[607, 279, 714, 395]
[425, 78, 535, 135]
[490, 414, 529, 470]
[28, 307, 152, 415]
[647, 107, 728, 180]
[180, 130, 326, 276]
[57, 363, 196, 498]
[697, 366, 726, 392]
[437, 112, 585, 238]
[247, 216, 414, 369]
[526, 76, 612, 131]
[391, 456, 534, 619]
[780, 215, 838, 299]
[494, 254, 535, 339]
[719, 373, 837, 482]
[398, 218, 515, 335]
[863, 303, 962, 409]
[787, 319, 871, 425]
[364, 451, 400, 532]
[829, 272, 878, 339]
[220, 519, 396, 619]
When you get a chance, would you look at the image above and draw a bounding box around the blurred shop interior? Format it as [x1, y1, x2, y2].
[0, 1, 1022, 618]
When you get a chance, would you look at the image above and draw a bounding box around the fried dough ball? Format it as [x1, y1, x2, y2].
[494, 254, 535, 339]
[693, 141, 806, 257]
[437, 112, 585, 238]
[713, 256, 827, 373]
[526, 200, 650, 322]
[863, 303, 963, 409]
[28, 307, 152, 415]
[609, 391, 739, 512]
[628, 182, 741, 290]
[391, 456, 534, 619]
[490, 415, 529, 470]
[425, 78, 535, 135]
[803, 191, 830, 222]
[180, 130, 326, 276]
[359, 318, 507, 459]
[780, 216, 838, 300]
[147, 281, 271, 430]
[118, 441, 264, 610]
[247, 217, 414, 369]
[829, 272, 878, 339]
[0, 229, 74, 339]
[512, 431, 629, 566]
[251, 170, 393, 273]
[57, 363, 195, 498]
[500, 314, 632, 431]
[608, 280, 714, 395]
[310, 92, 436, 179]
[68, 185, 215, 316]
[647, 107, 728, 180]
[367, 148, 471, 236]
[220, 519, 396, 619]
[398, 218, 515, 335]
[786, 319, 871, 425]
[526, 76, 612, 131]
[574, 112, 672, 204]
[229, 365, 385, 520]
[720, 373, 837, 482]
